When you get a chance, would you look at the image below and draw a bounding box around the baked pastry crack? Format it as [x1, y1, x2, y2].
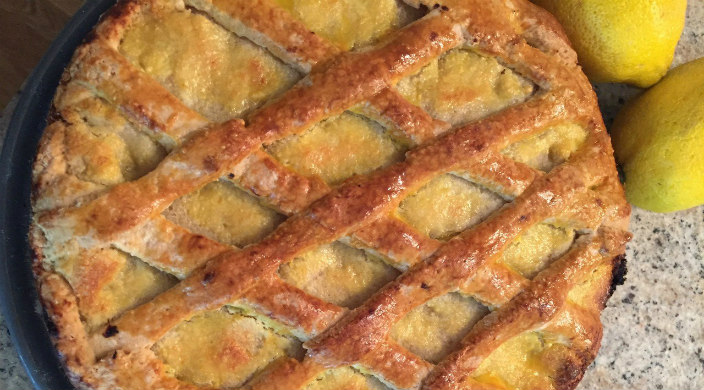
[30, 0, 631, 389]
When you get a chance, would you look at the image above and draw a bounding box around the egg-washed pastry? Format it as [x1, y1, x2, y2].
[30, 0, 631, 389]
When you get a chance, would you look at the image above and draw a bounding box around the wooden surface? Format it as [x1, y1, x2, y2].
[0, 0, 84, 110]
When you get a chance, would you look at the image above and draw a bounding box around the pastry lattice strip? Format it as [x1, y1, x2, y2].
[59, 24, 542, 275]
[40, 0, 588, 260]
[88, 94, 605, 339]
[42, 0, 585, 244]
[249, 227, 626, 390]
[39, 0, 551, 275]
[34, 0, 631, 389]
[48, 4, 562, 347]
[296, 142, 623, 384]
[90, 83, 619, 382]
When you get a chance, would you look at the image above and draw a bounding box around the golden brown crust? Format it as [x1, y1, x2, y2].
[39, 272, 96, 382]
[363, 88, 451, 145]
[113, 216, 229, 278]
[361, 341, 435, 388]
[186, 0, 340, 71]
[242, 275, 347, 337]
[305, 144, 623, 363]
[37, 11, 463, 244]
[29, 0, 632, 389]
[231, 151, 330, 214]
[422, 228, 628, 390]
[247, 358, 324, 390]
[63, 39, 208, 145]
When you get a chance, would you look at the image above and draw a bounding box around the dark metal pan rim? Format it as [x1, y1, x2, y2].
[0, 1, 117, 389]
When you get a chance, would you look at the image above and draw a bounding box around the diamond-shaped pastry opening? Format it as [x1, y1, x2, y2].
[267, 112, 405, 185]
[277, 241, 399, 308]
[396, 48, 535, 126]
[390, 292, 488, 363]
[58, 97, 167, 186]
[396, 173, 504, 240]
[165, 180, 285, 247]
[470, 330, 572, 390]
[499, 223, 575, 279]
[154, 308, 302, 388]
[303, 366, 390, 390]
[470, 261, 615, 390]
[53, 248, 176, 330]
[119, 5, 299, 122]
[502, 123, 588, 172]
[270, 0, 420, 50]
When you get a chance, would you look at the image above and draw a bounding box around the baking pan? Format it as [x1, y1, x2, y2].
[0, 1, 116, 388]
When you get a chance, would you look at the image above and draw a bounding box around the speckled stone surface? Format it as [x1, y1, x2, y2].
[579, 3, 704, 388]
[0, 3, 703, 390]
[0, 97, 32, 390]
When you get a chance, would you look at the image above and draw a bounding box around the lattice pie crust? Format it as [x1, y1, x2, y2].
[30, 0, 631, 389]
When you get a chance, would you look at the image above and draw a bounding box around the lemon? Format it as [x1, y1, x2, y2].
[532, 0, 686, 87]
[611, 57, 704, 213]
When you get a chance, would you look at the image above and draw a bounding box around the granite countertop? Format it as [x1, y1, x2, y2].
[1, 3, 703, 390]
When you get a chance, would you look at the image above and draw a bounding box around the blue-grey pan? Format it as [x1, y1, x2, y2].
[0, 1, 116, 388]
